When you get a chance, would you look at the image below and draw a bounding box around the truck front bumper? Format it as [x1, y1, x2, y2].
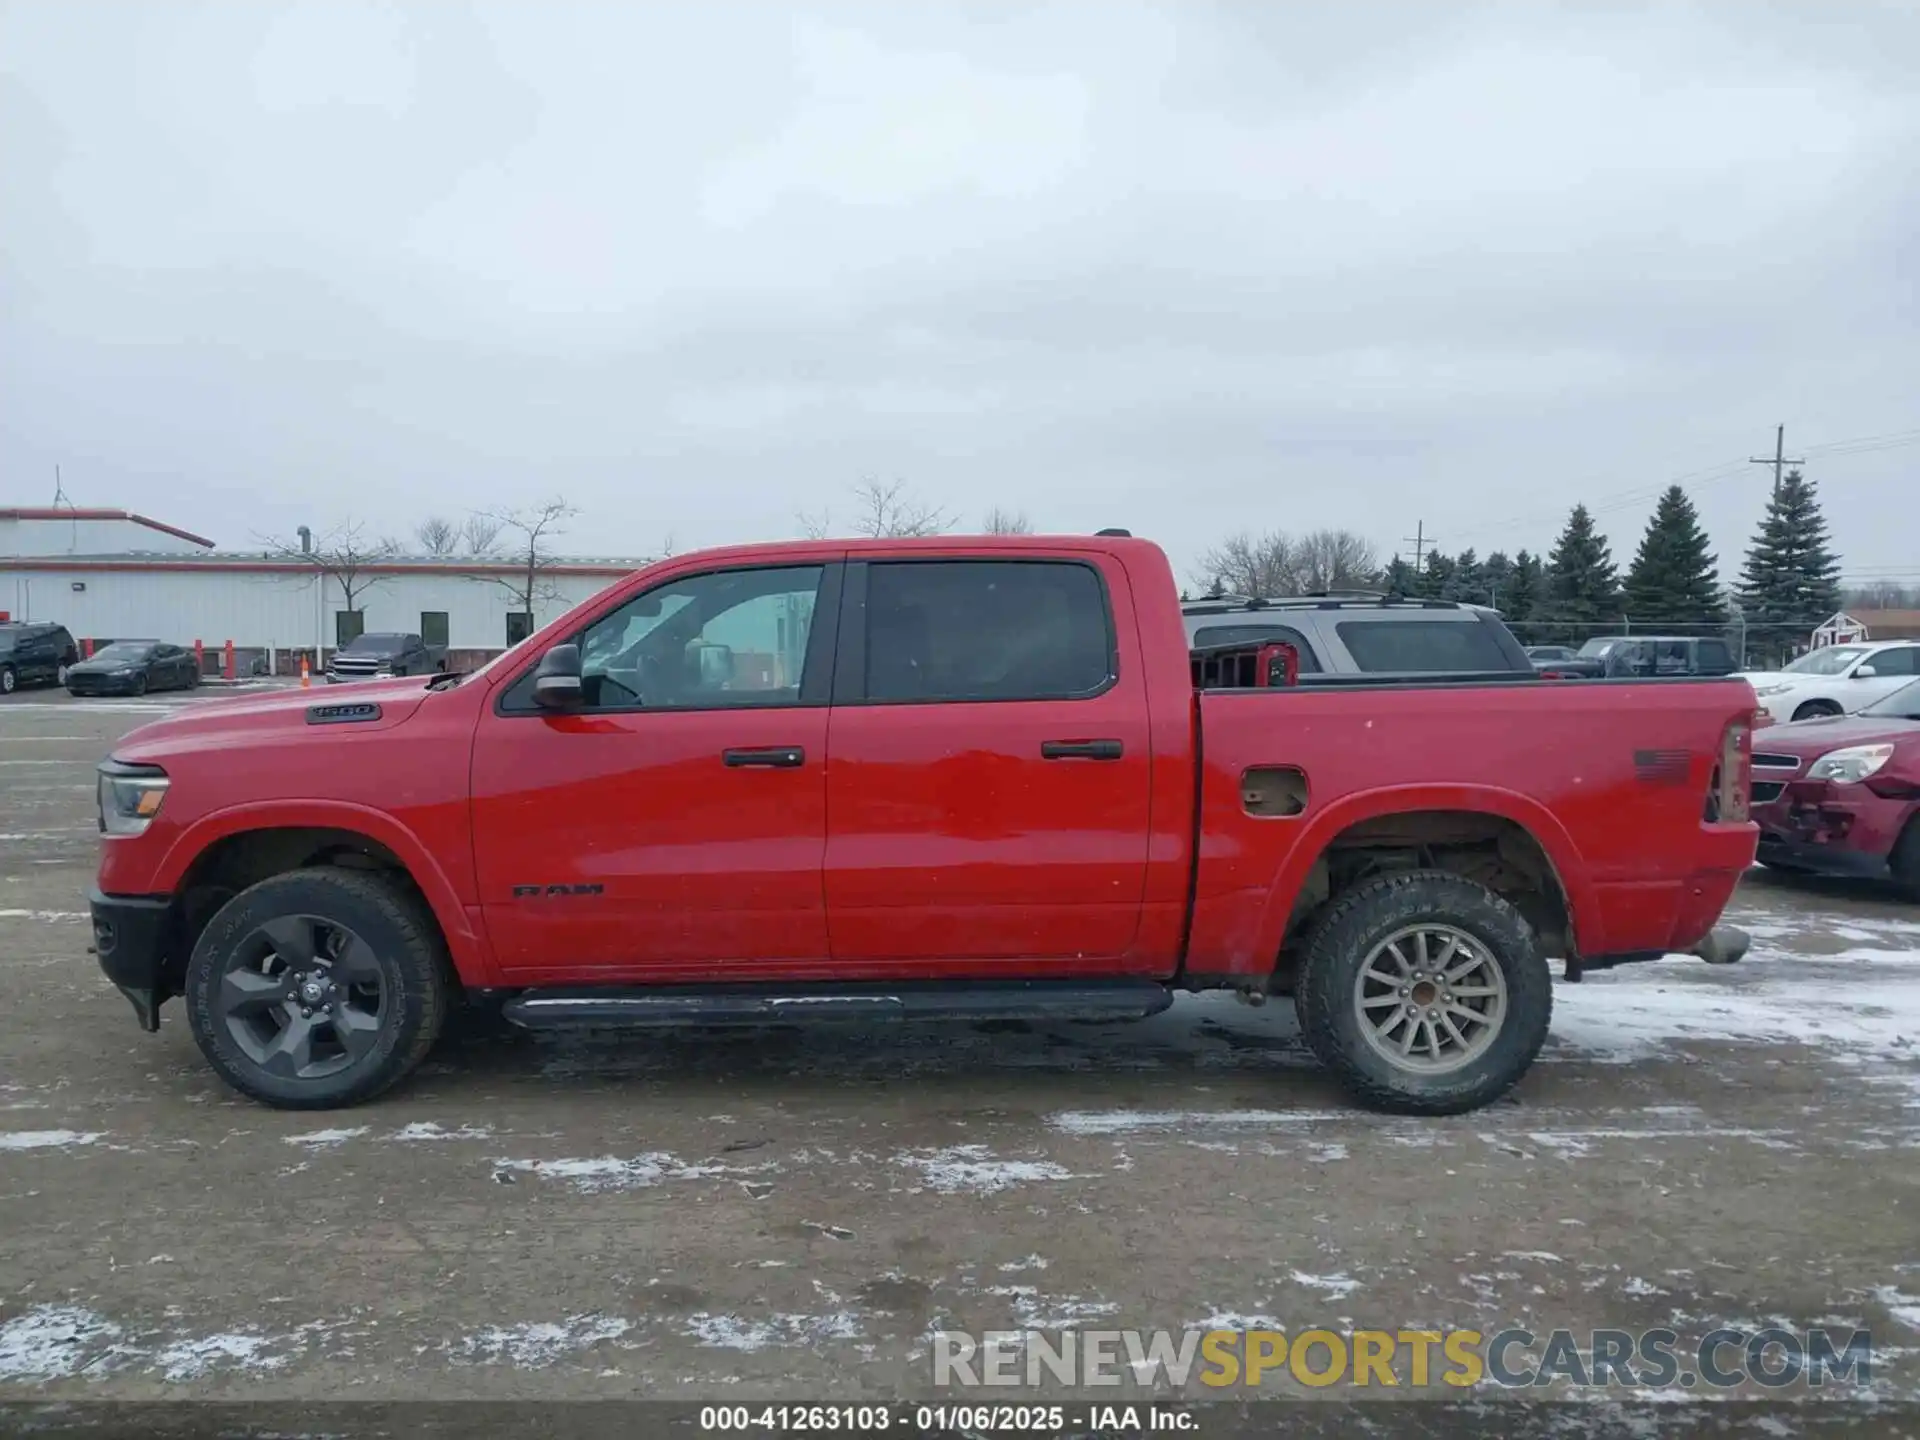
[89, 889, 176, 1032]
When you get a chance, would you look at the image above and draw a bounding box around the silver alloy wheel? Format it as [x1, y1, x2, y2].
[1353, 923, 1508, 1074]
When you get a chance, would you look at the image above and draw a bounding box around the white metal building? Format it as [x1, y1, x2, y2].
[2, 506, 642, 668]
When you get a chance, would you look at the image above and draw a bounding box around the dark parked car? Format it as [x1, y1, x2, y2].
[325, 632, 448, 683]
[65, 641, 201, 697]
[1536, 635, 1740, 680]
[0, 622, 80, 694]
[1525, 645, 1577, 663]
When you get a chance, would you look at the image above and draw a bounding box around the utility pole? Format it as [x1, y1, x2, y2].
[1749, 424, 1804, 499]
[1401, 521, 1432, 573]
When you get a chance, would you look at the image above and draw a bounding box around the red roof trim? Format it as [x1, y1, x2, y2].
[0, 557, 635, 578]
[0, 507, 216, 548]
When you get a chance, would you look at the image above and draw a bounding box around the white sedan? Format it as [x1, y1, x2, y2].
[1741, 640, 1920, 724]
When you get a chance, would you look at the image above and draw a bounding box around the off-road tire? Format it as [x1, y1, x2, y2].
[185, 868, 449, 1110]
[1295, 869, 1552, 1116]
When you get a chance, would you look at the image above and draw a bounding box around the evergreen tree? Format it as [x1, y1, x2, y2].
[1480, 551, 1514, 612]
[1445, 548, 1483, 605]
[1541, 504, 1622, 645]
[1382, 555, 1418, 596]
[1416, 550, 1456, 601]
[1737, 469, 1843, 665]
[1623, 485, 1726, 632]
[1505, 550, 1543, 630]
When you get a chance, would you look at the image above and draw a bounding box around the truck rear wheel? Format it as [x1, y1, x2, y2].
[1295, 870, 1552, 1116]
[184, 868, 449, 1110]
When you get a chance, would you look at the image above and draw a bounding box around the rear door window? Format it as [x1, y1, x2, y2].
[1189, 623, 1323, 673]
[1695, 640, 1734, 674]
[862, 560, 1114, 702]
[1334, 618, 1516, 673]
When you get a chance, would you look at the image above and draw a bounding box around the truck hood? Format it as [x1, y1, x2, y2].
[112, 678, 436, 763]
[1750, 712, 1920, 757]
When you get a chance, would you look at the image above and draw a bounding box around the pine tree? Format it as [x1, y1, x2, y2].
[1624, 485, 1726, 632]
[1445, 548, 1483, 605]
[1382, 555, 1418, 596]
[1480, 551, 1514, 612]
[1736, 468, 1843, 665]
[1416, 551, 1456, 601]
[1541, 504, 1622, 645]
[1505, 550, 1544, 631]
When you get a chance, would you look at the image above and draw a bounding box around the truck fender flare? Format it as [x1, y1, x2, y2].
[1251, 783, 1597, 965]
[153, 799, 496, 985]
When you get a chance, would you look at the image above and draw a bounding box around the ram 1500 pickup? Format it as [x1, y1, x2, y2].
[88, 534, 1759, 1115]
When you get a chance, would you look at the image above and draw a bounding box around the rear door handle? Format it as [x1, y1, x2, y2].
[723, 746, 806, 768]
[1040, 739, 1124, 761]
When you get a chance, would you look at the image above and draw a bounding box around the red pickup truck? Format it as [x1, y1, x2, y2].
[89, 534, 1759, 1117]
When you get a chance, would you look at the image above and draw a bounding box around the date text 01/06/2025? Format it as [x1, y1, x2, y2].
[698, 1405, 1197, 1433]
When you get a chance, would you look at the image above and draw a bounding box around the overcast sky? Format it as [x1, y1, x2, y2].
[3, 0, 1916, 586]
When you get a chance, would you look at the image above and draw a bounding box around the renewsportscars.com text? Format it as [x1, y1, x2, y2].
[933, 1326, 1875, 1391]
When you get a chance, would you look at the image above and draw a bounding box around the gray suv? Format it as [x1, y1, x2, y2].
[1182, 593, 1535, 678]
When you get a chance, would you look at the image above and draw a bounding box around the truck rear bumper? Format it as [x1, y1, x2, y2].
[89, 888, 175, 1032]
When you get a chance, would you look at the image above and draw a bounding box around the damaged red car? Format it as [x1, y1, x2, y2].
[1751, 677, 1920, 897]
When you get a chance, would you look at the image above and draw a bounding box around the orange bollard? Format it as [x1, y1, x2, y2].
[299, 655, 311, 688]
[223, 640, 236, 681]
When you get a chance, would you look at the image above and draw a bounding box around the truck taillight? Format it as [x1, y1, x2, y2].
[1716, 721, 1750, 824]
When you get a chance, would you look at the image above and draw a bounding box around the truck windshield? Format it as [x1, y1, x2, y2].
[343, 634, 406, 654]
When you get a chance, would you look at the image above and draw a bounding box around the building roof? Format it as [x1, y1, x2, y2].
[1850, 608, 1920, 636]
[0, 507, 215, 548]
[0, 551, 643, 577]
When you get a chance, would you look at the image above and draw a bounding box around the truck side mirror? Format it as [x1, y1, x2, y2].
[533, 644, 584, 710]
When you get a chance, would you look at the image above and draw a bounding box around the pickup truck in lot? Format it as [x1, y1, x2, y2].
[88, 534, 1759, 1116]
[325, 631, 447, 683]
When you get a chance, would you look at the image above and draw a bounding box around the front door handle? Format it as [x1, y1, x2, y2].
[1040, 739, 1124, 761]
[723, 746, 806, 768]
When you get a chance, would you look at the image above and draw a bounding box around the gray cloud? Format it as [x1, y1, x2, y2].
[2, 0, 1915, 584]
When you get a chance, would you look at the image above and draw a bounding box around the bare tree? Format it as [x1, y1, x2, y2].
[1197, 530, 1296, 599]
[1842, 580, 1916, 611]
[415, 516, 459, 555]
[1292, 529, 1381, 593]
[800, 479, 954, 539]
[460, 513, 503, 556]
[981, 507, 1034, 535]
[474, 498, 579, 636]
[260, 518, 399, 624]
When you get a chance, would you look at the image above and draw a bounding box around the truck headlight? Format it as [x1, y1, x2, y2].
[97, 761, 169, 836]
[1805, 743, 1893, 785]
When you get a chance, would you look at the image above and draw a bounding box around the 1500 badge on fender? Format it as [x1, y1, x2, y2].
[511, 884, 605, 898]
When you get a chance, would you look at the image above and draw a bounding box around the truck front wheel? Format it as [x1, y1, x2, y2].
[184, 868, 449, 1110]
[1295, 870, 1551, 1116]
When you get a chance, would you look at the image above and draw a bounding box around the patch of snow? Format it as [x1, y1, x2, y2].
[1008, 1294, 1118, 1329]
[152, 1332, 282, 1382]
[282, 1127, 369, 1149]
[1877, 1287, 1920, 1332]
[1621, 1277, 1665, 1297]
[1048, 1108, 1350, 1135]
[387, 1122, 492, 1143]
[0, 1130, 104, 1151]
[0, 910, 87, 922]
[682, 1312, 862, 1351]
[1549, 958, 1920, 1063]
[1502, 1251, 1565, 1263]
[1289, 1271, 1360, 1300]
[1191, 1312, 1284, 1331]
[999, 1256, 1050, 1273]
[1523, 1127, 1798, 1158]
[456, 1316, 631, 1367]
[897, 1145, 1075, 1194]
[491, 1152, 752, 1193]
[0, 1305, 123, 1381]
